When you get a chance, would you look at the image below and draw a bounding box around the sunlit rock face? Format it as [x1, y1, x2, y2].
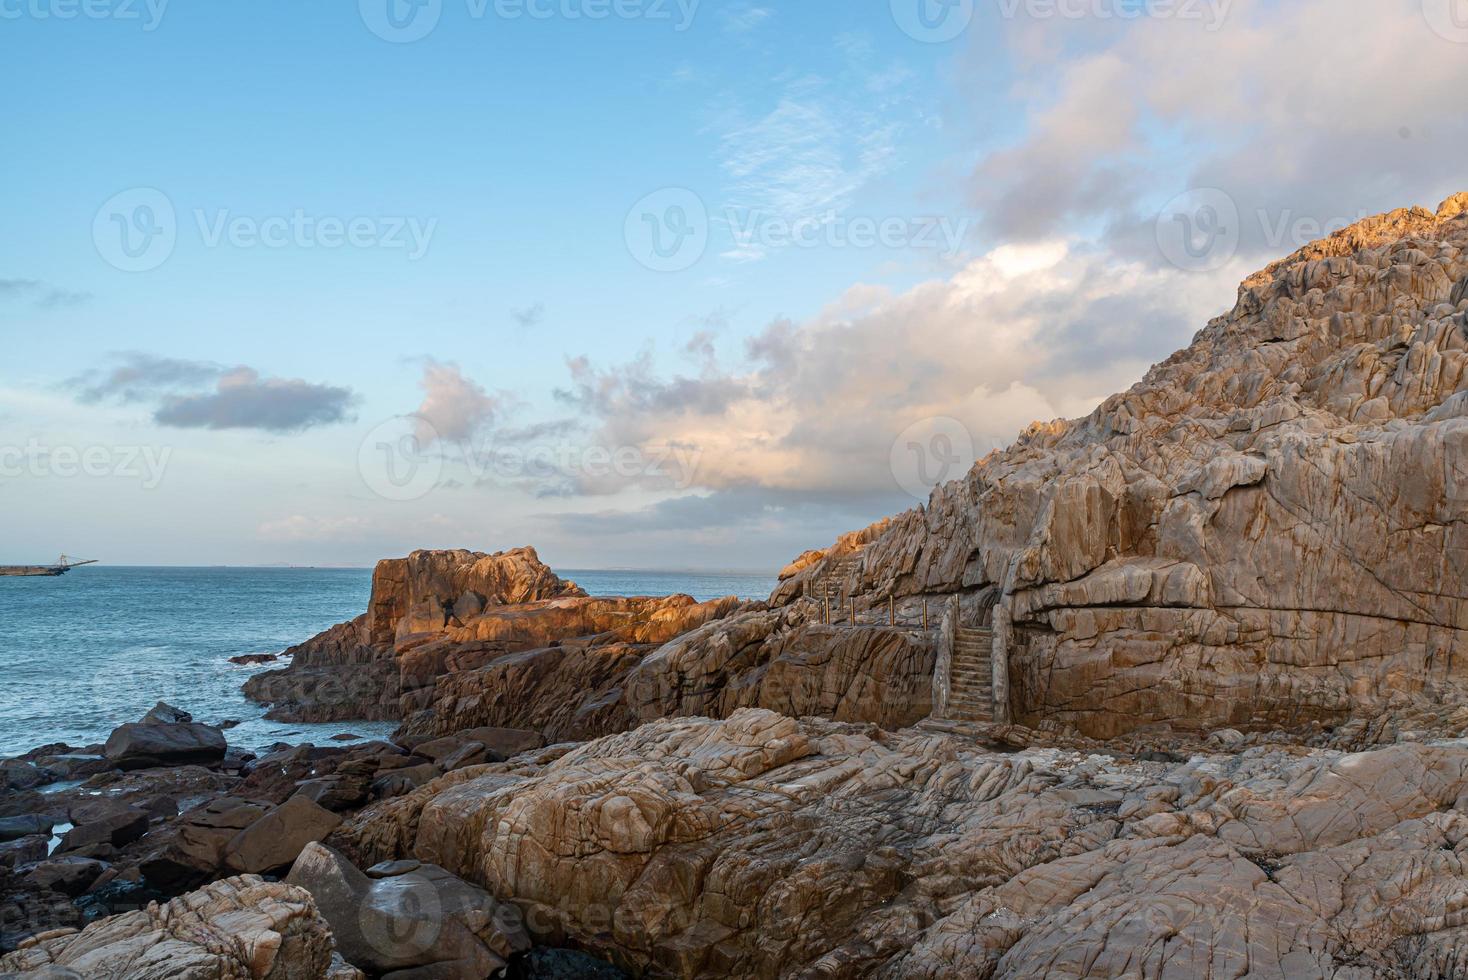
[790, 196, 1468, 738]
[329, 708, 1468, 979]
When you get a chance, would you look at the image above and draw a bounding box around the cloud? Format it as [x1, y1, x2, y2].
[257, 515, 373, 542]
[73, 353, 355, 433]
[414, 360, 502, 444]
[969, 0, 1468, 264]
[73, 353, 224, 404]
[154, 368, 355, 433]
[719, 3, 770, 33]
[0, 278, 91, 309]
[511, 303, 545, 329]
[553, 237, 1234, 499]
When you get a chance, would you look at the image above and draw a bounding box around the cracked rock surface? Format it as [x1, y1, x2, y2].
[324, 707, 1468, 978]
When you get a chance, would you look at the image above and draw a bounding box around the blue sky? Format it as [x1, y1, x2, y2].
[3, 0, 1465, 569]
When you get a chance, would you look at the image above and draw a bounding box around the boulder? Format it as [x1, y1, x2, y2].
[0, 761, 48, 793]
[138, 702, 191, 725]
[138, 797, 268, 891]
[287, 842, 530, 977]
[0, 836, 47, 871]
[369, 764, 439, 800]
[0, 815, 54, 843]
[56, 807, 149, 853]
[102, 722, 226, 771]
[0, 875, 335, 977]
[224, 795, 342, 874]
[25, 858, 107, 897]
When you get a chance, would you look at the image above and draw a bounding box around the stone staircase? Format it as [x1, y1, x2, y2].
[808, 555, 860, 600]
[946, 626, 994, 722]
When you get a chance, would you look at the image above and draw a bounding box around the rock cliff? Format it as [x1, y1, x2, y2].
[781, 194, 1468, 738]
[244, 547, 586, 722]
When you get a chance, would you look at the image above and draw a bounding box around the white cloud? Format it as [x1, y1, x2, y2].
[414, 360, 502, 444]
[971, 0, 1468, 260]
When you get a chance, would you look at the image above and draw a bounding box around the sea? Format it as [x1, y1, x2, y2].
[0, 566, 777, 759]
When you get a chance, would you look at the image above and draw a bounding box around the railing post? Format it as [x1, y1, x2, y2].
[992, 603, 1012, 725]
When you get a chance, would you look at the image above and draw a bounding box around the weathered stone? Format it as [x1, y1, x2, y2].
[56, 807, 148, 854]
[25, 858, 106, 897]
[0, 815, 55, 844]
[224, 796, 343, 875]
[780, 197, 1468, 740]
[286, 842, 530, 978]
[0, 875, 335, 978]
[102, 723, 226, 771]
[328, 707, 1468, 979]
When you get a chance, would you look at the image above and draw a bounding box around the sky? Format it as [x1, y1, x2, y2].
[2, 0, 1466, 570]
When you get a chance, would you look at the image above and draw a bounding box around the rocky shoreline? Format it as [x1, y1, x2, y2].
[5, 198, 1468, 977]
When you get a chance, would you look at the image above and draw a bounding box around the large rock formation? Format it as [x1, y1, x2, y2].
[781, 194, 1468, 739]
[244, 547, 587, 722]
[328, 707, 1468, 979]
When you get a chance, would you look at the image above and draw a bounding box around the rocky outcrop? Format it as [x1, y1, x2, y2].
[245, 547, 585, 723]
[626, 606, 936, 731]
[0, 875, 339, 978]
[783, 195, 1468, 739]
[394, 595, 747, 741]
[327, 708, 1468, 978]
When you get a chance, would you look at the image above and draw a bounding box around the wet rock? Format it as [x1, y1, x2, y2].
[0, 762, 48, 794]
[508, 948, 630, 979]
[286, 841, 530, 978]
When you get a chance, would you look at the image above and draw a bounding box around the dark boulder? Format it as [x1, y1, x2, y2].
[102, 722, 226, 771]
[25, 857, 107, 897]
[287, 842, 531, 978]
[223, 795, 342, 874]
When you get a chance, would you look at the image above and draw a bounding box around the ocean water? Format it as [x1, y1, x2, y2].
[0, 565, 776, 758]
